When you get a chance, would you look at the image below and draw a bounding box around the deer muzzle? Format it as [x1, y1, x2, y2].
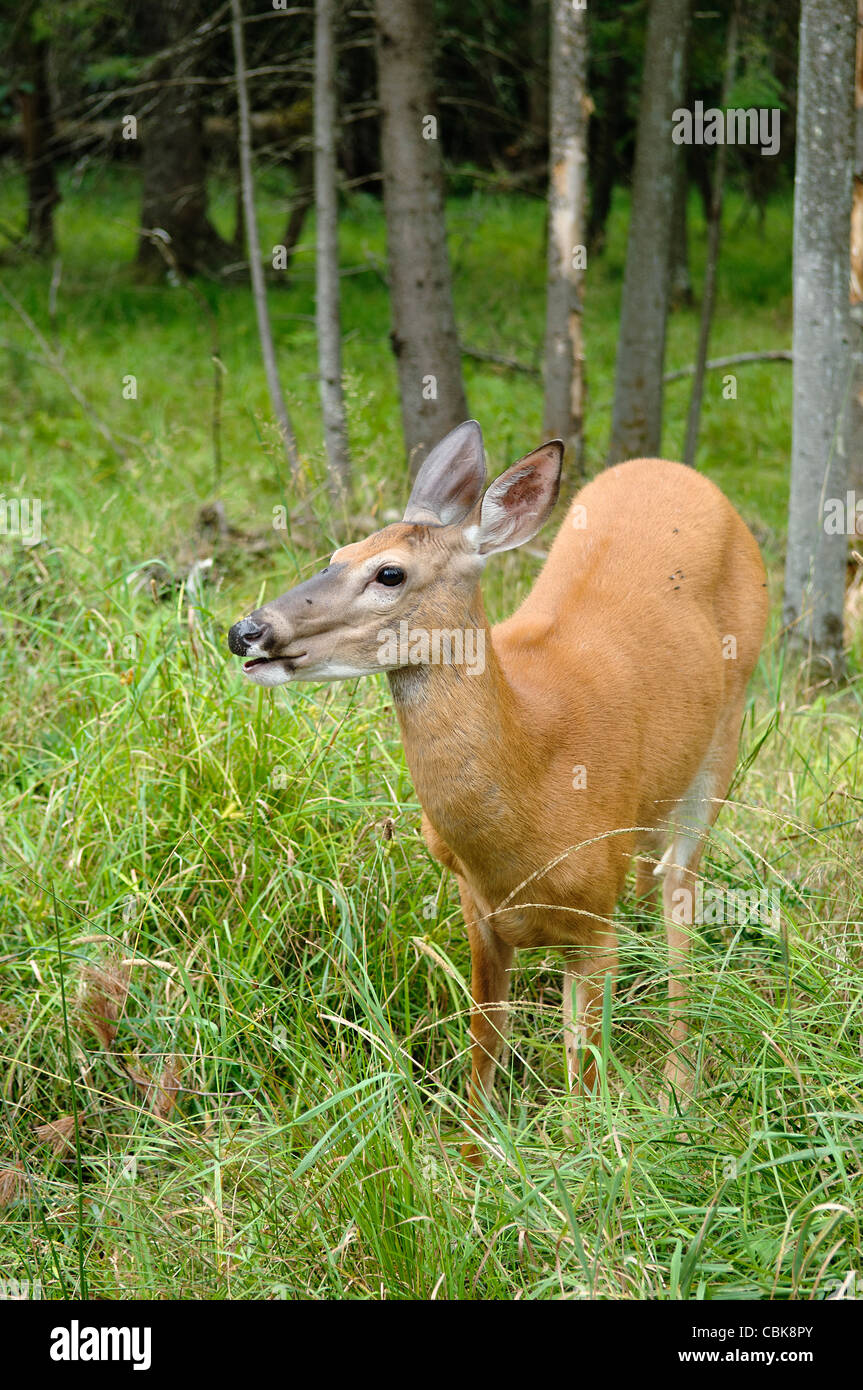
[227, 565, 351, 686]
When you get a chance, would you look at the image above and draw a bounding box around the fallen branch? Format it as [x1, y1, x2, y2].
[458, 344, 793, 386]
[460, 342, 540, 375]
[664, 349, 792, 383]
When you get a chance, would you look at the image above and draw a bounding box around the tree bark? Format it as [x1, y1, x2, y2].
[135, 0, 234, 279]
[607, 0, 691, 464]
[315, 0, 351, 499]
[849, 0, 863, 500]
[543, 0, 589, 477]
[375, 0, 469, 477]
[527, 0, 550, 151]
[282, 147, 315, 269]
[18, 32, 59, 254]
[782, 0, 857, 678]
[668, 146, 693, 309]
[683, 1, 739, 468]
[231, 0, 300, 474]
[587, 50, 627, 255]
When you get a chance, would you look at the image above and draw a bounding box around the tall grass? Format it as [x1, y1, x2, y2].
[0, 164, 860, 1299]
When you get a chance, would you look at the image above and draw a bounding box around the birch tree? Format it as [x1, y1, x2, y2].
[782, 0, 857, 677]
[314, 0, 350, 499]
[607, 0, 691, 464]
[543, 0, 589, 476]
[230, 0, 300, 474]
[850, 0, 863, 499]
[375, 0, 468, 477]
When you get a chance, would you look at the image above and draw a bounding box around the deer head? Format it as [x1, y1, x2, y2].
[227, 421, 562, 687]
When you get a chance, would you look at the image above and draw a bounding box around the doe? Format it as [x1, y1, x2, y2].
[228, 422, 768, 1160]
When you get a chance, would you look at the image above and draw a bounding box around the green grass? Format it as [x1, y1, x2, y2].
[0, 163, 861, 1300]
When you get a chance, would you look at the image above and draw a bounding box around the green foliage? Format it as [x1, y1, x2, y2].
[84, 56, 142, 91]
[727, 67, 786, 116]
[0, 168, 859, 1300]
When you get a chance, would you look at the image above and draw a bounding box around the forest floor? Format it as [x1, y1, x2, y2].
[0, 165, 861, 1299]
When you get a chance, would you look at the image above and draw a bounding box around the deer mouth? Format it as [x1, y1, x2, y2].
[242, 652, 307, 683]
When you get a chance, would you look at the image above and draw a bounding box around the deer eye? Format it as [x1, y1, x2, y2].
[375, 565, 406, 587]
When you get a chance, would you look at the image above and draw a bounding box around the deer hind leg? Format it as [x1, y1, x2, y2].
[563, 932, 618, 1097]
[460, 881, 513, 1165]
[659, 700, 745, 1105]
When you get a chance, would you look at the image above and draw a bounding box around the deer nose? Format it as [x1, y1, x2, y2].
[228, 616, 273, 656]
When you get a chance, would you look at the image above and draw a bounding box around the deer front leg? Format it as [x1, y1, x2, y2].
[563, 935, 618, 1097]
[460, 882, 513, 1165]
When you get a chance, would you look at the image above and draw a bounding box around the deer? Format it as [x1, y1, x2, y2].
[228, 421, 768, 1162]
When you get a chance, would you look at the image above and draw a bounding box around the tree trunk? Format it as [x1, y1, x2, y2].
[683, 1, 739, 468]
[375, 0, 469, 477]
[607, 0, 691, 464]
[18, 33, 59, 254]
[135, 0, 235, 279]
[315, 0, 351, 499]
[281, 148, 315, 268]
[543, 0, 589, 477]
[527, 0, 550, 150]
[782, 0, 857, 679]
[849, 0, 863, 501]
[668, 146, 693, 309]
[231, 0, 300, 474]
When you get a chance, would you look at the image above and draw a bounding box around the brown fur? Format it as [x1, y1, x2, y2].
[234, 444, 767, 1163]
[389, 459, 766, 1159]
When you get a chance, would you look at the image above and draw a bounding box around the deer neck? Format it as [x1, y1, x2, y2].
[386, 587, 525, 877]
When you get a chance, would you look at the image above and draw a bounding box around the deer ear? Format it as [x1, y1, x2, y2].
[403, 420, 487, 526]
[469, 441, 563, 555]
